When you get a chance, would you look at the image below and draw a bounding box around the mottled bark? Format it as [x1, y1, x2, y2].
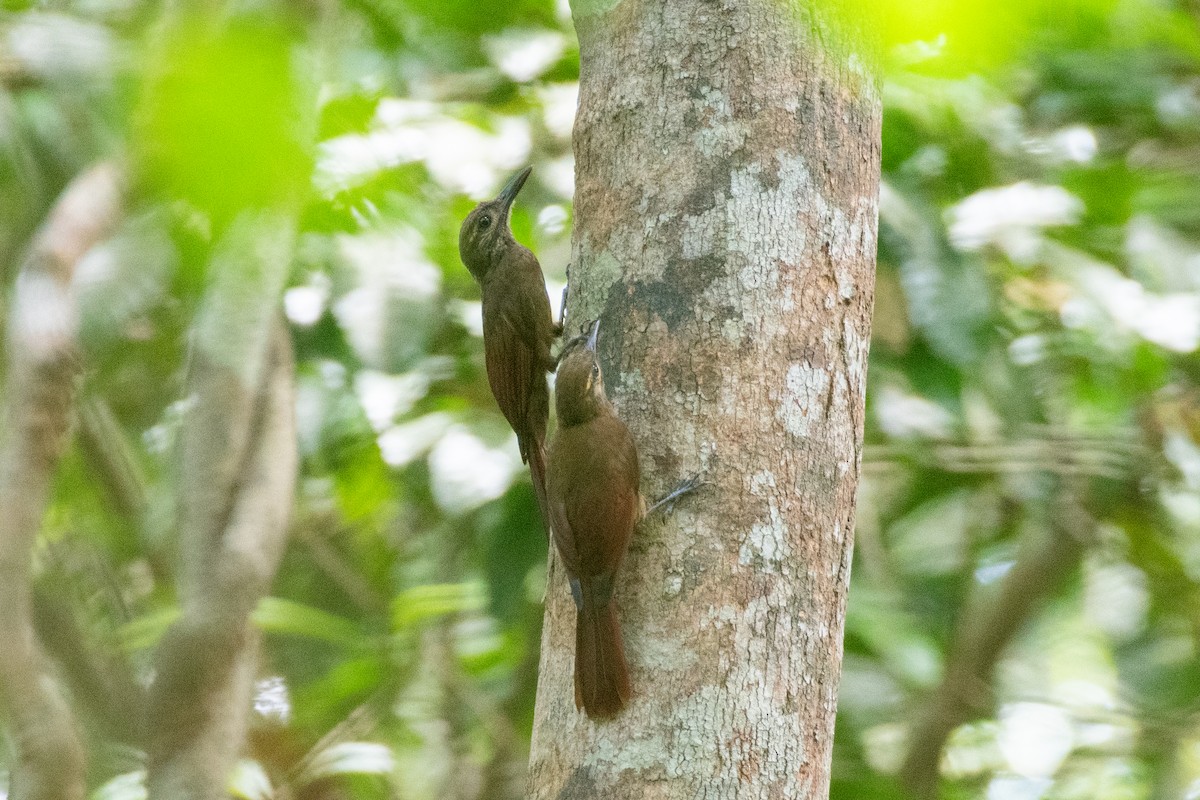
[528, 1, 880, 798]
[146, 213, 298, 799]
[0, 163, 124, 800]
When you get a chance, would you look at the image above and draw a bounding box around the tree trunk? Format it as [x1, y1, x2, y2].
[146, 213, 298, 799]
[528, 1, 880, 797]
[0, 163, 124, 800]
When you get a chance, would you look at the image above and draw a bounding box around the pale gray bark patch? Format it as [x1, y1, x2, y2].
[531, 0, 880, 797]
[0, 162, 124, 800]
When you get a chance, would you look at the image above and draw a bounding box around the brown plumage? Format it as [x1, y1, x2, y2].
[546, 321, 639, 718]
[459, 167, 558, 535]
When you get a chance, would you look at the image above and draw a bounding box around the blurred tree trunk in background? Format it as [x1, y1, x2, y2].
[528, 1, 880, 797]
[0, 163, 124, 800]
[145, 214, 298, 798]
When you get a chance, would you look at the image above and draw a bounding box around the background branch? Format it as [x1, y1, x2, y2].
[0, 162, 123, 800]
[899, 492, 1093, 798]
[146, 209, 298, 798]
[864, 428, 1145, 481]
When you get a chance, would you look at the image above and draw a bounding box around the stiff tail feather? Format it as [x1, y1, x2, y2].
[574, 602, 630, 719]
[526, 436, 550, 540]
[524, 374, 551, 540]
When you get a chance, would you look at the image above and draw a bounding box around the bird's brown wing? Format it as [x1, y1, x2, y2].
[483, 247, 554, 534]
[483, 300, 552, 539]
[499, 246, 556, 370]
[484, 311, 535, 452]
[547, 417, 640, 589]
[482, 245, 554, 443]
[547, 493, 578, 574]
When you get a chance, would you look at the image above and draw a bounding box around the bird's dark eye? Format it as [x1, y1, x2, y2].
[591, 364, 600, 379]
[479, 215, 492, 229]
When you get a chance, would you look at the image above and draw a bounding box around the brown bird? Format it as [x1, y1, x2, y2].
[547, 320, 697, 718]
[459, 166, 558, 533]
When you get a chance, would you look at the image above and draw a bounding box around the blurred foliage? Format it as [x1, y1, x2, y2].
[1, 0, 1200, 799]
[136, 15, 313, 220]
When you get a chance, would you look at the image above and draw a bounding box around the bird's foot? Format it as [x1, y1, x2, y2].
[646, 473, 704, 517]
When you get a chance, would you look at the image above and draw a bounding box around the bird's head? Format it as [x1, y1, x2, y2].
[555, 319, 609, 426]
[458, 166, 531, 282]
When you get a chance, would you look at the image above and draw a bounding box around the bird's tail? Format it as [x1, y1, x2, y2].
[574, 601, 630, 719]
[523, 375, 551, 540]
[527, 437, 550, 540]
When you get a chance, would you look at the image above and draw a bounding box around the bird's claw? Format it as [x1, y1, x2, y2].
[646, 472, 704, 517]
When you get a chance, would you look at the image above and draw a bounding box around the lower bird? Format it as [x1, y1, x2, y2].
[547, 320, 697, 718]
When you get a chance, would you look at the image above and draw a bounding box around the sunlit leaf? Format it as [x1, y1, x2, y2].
[296, 742, 395, 784]
[252, 597, 364, 647]
[228, 760, 272, 800]
[118, 606, 181, 652]
[392, 581, 487, 629]
[92, 771, 146, 800]
[136, 16, 312, 218]
[294, 657, 388, 727]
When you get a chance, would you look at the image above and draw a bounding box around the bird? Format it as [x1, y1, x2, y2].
[546, 320, 698, 718]
[546, 320, 637, 718]
[459, 166, 559, 535]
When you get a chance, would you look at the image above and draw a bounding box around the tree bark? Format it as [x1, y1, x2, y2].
[146, 213, 298, 799]
[528, 1, 880, 798]
[0, 163, 124, 800]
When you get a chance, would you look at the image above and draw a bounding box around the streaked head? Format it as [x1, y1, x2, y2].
[458, 166, 531, 282]
[555, 319, 608, 426]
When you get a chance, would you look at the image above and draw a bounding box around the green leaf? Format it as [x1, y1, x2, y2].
[92, 771, 146, 800]
[294, 657, 387, 728]
[228, 760, 272, 800]
[296, 742, 395, 785]
[392, 582, 487, 629]
[118, 606, 181, 653]
[252, 597, 364, 647]
[136, 16, 312, 218]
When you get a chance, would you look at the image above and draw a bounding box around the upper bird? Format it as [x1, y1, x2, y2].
[459, 166, 558, 534]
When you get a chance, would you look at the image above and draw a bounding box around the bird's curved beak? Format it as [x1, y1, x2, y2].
[585, 318, 600, 352]
[495, 166, 532, 213]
